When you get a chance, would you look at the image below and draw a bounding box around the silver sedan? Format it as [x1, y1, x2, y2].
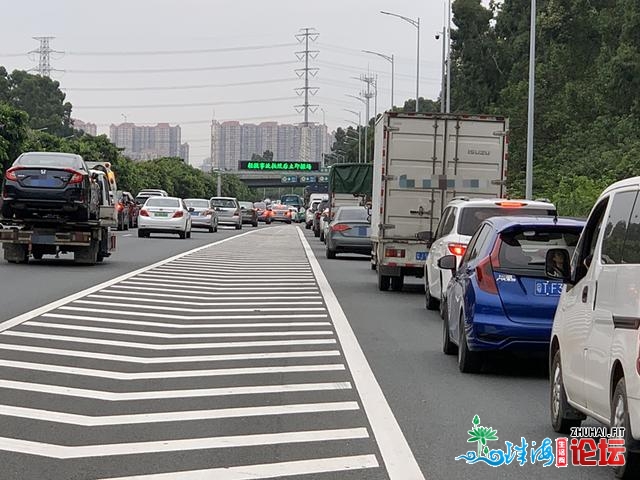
[184, 198, 218, 233]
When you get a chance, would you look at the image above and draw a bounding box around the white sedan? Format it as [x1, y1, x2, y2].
[138, 196, 192, 239]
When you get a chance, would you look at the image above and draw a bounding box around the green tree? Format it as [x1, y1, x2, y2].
[0, 68, 73, 136]
[0, 103, 29, 175]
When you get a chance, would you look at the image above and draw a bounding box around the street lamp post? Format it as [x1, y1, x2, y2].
[362, 50, 395, 111]
[525, 0, 536, 199]
[437, 27, 446, 113]
[346, 94, 368, 162]
[381, 11, 420, 113]
[344, 109, 362, 163]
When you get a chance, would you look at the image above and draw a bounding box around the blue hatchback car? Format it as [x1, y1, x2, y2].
[438, 216, 585, 373]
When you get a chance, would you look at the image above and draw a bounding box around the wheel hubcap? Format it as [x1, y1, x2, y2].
[552, 364, 561, 420]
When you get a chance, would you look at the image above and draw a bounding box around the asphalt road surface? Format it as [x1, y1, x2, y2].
[0, 224, 617, 479]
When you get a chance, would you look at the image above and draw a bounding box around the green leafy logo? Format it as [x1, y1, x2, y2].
[467, 415, 499, 456]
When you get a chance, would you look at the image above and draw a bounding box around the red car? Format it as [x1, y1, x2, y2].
[271, 204, 293, 224]
[114, 191, 139, 230]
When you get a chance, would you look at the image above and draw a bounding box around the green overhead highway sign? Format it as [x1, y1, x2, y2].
[240, 161, 319, 171]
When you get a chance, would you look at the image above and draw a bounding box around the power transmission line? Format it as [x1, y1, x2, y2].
[74, 96, 298, 110]
[62, 78, 298, 92]
[65, 42, 297, 56]
[64, 60, 296, 74]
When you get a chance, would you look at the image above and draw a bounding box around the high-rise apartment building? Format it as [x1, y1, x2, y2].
[72, 119, 97, 136]
[211, 121, 331, 169]
[109, 122, 188, 162]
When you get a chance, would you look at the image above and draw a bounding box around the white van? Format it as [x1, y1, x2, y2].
[548, 176, 640, 478]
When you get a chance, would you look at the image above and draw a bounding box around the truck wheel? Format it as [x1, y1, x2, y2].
[326, 247, 336, 259]
[550, 350, 584, 433]
[377, 271, 390, 291]
[391, 275, 404, 292]
[179, 231, 186, 239]
[252, 221, 258, 227]
[611, 378, 640, 478]
[32, 251, 43, 260]
[4, 244, 29, 263]
[138, 229, 146, 238]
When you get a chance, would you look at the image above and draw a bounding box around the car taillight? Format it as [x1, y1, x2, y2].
[116, 203, 124, 212]
[475, 239, 501, 294]
[65, 169, 84, 184]
[203, 209, 213, 215]
[4, 167, 20, 181]
[496, 201, 527, 208]
[385, 248, 405, 258]
[235, 209, 240, 216]
[139, 209, 149, 217]
[173, 210, 184, 218]
[331, 223, 351, 232]
[448, 243, 467, 256]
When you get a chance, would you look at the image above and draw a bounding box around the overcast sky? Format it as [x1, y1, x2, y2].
[0, 0, 475, 166]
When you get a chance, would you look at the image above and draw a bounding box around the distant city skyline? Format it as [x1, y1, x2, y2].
[202, 120, 332, 172]
[109, 122, 189, 163]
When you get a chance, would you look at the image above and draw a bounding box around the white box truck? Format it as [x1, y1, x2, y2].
[371, 112, 508, 291]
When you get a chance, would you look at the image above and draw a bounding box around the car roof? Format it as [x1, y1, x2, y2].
[147, 196, 180, 201]
[210, 196, 237, 200]
[601, 177, 640, 196]
[20, 152, 83, 160]
[184, 198, 209, 202]
[445, 198, 556, 209]
[484, 216, 586, 231]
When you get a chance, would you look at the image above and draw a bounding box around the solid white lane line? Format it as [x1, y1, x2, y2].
[0, 379, 353, 400]
[41, 313, 330, 329]
[297, 228, 425, 480]
[99, 289, 322, 300]
[2, 331, 336, 350]
[0, 359, 345, 380]
[25, 322, 334, 339]
[154, 266, 313, 273]
[0, 230, 260, 333]
[0, 401, 359, 427]
[0, 343, 341, 364]
[120, 280, 318, 291]
[57, 306, 328, 320]
[89, 294, 323, 306]
[71, 300, 326, 313]
[0, 428, 369, 459]
[98, 455, 379, 480]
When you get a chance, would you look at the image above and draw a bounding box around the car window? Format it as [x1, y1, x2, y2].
[435, 207, 456, 240]
[337, 208, 368, 221]
[462, 224, 491, 264]
[498, 229, 581, 274]
[254, 202, 266, 209]
[601, 191, 637, 264]
[457, 207, 556, 236]
[15, 154, 85, 170]
[573, 197, 609, 282]
[239, 202, 253, 209]
[184, 199, 210, 208]
[211, 199, 237, 208]
[146, 197, 180, 207]
[621, 192, 640, 264]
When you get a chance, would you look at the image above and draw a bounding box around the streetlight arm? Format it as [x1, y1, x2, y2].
[380, 11, 419, 28]
[345, 94, 366, 105]
[362, 50, 393, 63]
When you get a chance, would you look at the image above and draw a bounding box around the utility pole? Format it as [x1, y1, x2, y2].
[295, 28, 319, 162]
[446, 0, 452, 113]
[29, 37, 62, 77]
[525, 0, 537, 199]
[211, 118, 221, 196]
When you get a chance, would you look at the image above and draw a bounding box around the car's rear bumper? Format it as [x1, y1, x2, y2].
[218, 215, 240, 225]
[467, 313, 552, 352]
[139, 217, 186, 231]
[3, 185, 87, 211]
[191, 215, 213, 227]
[241, 216, 256, 224]
[330, 236, 371, 254]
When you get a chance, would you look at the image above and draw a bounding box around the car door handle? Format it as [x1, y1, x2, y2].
[581, 285, 589, 303]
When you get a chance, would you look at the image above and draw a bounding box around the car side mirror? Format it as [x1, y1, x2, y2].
[438, 254, 457, 271]
[545, 248, 572, 283]
[188, 207, 195, 213]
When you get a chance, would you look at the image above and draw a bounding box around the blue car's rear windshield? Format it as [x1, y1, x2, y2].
[497, 229, 581, 274]
[458, 207, 556, 236]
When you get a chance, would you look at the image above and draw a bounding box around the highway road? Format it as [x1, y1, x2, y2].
[0, 225, 615, 479]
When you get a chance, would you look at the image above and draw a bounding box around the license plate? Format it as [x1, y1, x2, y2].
[535, 281, 563, 296]
[31, 178, 57, 187]
[358, 226, 369, 236]
[416, 252, 428, 261]
[155, 212, 169, 217]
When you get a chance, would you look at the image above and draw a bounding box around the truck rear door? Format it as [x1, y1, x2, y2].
[383, 116, 444, 239]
